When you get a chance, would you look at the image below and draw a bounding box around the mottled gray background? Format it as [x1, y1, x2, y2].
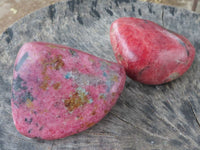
[0, 0, 200, 149]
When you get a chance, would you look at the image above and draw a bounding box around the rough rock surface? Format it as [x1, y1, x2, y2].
[0, 0, 200, 149]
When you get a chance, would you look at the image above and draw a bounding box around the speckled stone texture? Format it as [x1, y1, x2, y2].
[110, 17, 195, 85]
[0, 0, 200, 149]
[12, 42, 125, 140]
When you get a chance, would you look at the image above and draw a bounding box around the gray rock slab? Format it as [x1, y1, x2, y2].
[0, 0, 200, 149]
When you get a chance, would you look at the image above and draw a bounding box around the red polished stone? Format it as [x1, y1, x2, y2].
[12, 42, 126, 140]
[110, 17, 195, 85]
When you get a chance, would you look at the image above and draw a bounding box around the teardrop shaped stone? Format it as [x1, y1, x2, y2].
[110, 17, 195, 85]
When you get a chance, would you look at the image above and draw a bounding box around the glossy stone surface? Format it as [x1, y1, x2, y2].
[110, 17, 195, 85]
[11, 42, 126, 140]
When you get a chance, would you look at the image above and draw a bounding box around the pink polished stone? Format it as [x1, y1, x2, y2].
[110, 17, 195, 85]
[12, 42, 126, 140]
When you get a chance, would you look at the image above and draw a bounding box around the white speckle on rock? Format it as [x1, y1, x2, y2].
[0, 51, 12, 66]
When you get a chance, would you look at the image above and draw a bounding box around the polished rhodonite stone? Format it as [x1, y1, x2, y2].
[12, 42, 126, 140]
[110, 17, 195, 85]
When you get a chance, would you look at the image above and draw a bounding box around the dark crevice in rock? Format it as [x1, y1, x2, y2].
[161, 7, 165, 27]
